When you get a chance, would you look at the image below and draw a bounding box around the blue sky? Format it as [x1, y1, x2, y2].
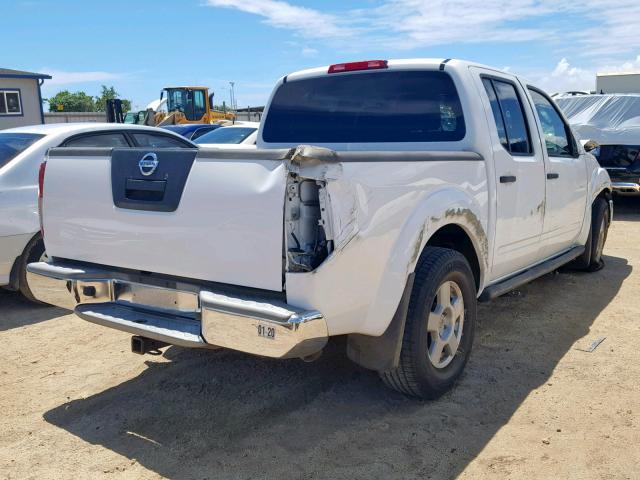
[5, 0, 640, 110]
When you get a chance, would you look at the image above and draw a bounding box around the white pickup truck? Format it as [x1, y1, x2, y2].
[28, 59, 611, 399]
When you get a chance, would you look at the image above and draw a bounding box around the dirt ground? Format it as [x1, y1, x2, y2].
[2, 201, 640, 480]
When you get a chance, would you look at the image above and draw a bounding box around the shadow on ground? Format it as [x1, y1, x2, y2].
[0, 289, 69, 332]
[44, 255, 630, 479]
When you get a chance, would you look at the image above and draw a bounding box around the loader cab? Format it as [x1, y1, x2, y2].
[160, 87, 213, 123]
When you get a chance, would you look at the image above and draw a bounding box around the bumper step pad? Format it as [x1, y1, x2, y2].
[75, 303, 208, 348]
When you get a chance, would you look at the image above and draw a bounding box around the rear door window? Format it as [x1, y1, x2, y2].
[491, 80, 532, 155]
[63, 132, 129, 147]
[131, 133, 192, 148]
[0, 133, 44, 169]
[262, 70, 465, 143]
[482, 79, 509, 151]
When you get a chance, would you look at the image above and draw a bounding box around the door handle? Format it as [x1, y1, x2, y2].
[547, 173, 559, 180]
[125, 178, 166, 192]
[499, 175, 517, 183]
[125, 178, 167, 202]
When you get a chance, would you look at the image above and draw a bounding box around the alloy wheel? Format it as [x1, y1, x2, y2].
[426, 280, 465, 369]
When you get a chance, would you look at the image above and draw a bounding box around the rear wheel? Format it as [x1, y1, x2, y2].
[17, 234, 46, 303]
[380, 247, 476, 399]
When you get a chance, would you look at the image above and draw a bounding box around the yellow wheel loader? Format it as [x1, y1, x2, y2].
[155, 87, 235, 125]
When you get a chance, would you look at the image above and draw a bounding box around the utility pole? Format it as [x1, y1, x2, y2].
[229, 81, 236, 111]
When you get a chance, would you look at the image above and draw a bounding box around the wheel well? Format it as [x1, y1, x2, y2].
[594, 188, 612, 221]
[8, 232, 42, 290]
[424, 224, 481, 290]
[595, 187, 611, 201]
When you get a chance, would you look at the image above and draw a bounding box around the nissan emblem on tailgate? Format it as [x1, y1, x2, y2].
[139, 152, 159, 176]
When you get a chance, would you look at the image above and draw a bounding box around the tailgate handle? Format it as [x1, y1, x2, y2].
[125, 179, 167, 201]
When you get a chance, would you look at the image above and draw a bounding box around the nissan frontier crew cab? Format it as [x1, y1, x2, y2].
[28, 59, 612, 399]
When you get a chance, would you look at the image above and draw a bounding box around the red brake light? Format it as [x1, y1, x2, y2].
[328, 60, 388, 74]
[38, 161, 46, 199]
[38, 160, 46, 238]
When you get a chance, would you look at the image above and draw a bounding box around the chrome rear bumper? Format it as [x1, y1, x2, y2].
[26, 261, 328, 358]
[611, 182, 640, 195]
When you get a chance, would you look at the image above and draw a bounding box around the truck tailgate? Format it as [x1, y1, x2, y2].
[43, 148, 287, 291]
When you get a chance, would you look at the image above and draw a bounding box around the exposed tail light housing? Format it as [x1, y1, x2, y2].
[328, 60, 388, 74]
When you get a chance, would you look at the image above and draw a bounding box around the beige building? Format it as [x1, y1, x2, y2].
[596, 71, 640, 94]
[0, 68, 51, 130]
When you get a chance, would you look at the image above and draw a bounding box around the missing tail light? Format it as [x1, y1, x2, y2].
[285, 175, 332, 272]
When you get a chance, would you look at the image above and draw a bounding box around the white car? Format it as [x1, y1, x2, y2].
[29, 59, 611, 398]
[0, 123, 194, 301]
[194, 121, 259, 148]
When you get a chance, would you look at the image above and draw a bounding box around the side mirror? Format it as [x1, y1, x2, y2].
[584, 140, 599, 153]
[209, 92, 215, 109]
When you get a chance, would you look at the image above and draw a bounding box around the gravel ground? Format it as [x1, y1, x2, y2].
[1, 199, 640, 480]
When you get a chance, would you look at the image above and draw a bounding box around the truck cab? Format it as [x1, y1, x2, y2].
[28, 59, 611, 399]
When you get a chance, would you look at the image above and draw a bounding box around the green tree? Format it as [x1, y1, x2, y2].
[46, 90, 96, 112]
[94, 85, 131, 113]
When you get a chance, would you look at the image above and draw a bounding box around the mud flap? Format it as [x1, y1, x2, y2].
[346, 273, 415, 372]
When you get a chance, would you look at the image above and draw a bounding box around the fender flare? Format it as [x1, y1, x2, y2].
[348, 187, 489, 371]
[575, 160, 612, 244]
[590, 161, 612, 203]
[369, 186, 488, 322]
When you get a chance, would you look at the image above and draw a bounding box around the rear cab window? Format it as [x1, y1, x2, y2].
[262, 70, 466, 144]
[0, 133, 45, 170]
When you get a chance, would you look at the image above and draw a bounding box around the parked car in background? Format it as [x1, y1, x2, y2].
[194, 121, 259, 148]
[586, 142, 640, 195]
[161, 123, 221, 141]
[0, 123, 195, 301]
[556, 94, 640, 195]
[28, 59, 611, 399]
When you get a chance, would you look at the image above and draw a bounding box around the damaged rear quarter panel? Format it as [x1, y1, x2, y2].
[285, 157, 489, 337]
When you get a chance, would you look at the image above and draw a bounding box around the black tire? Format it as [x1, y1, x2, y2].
[17, 234, 46, 303]
[380, 247, 476, 399]
[571, 198, 609, 272]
